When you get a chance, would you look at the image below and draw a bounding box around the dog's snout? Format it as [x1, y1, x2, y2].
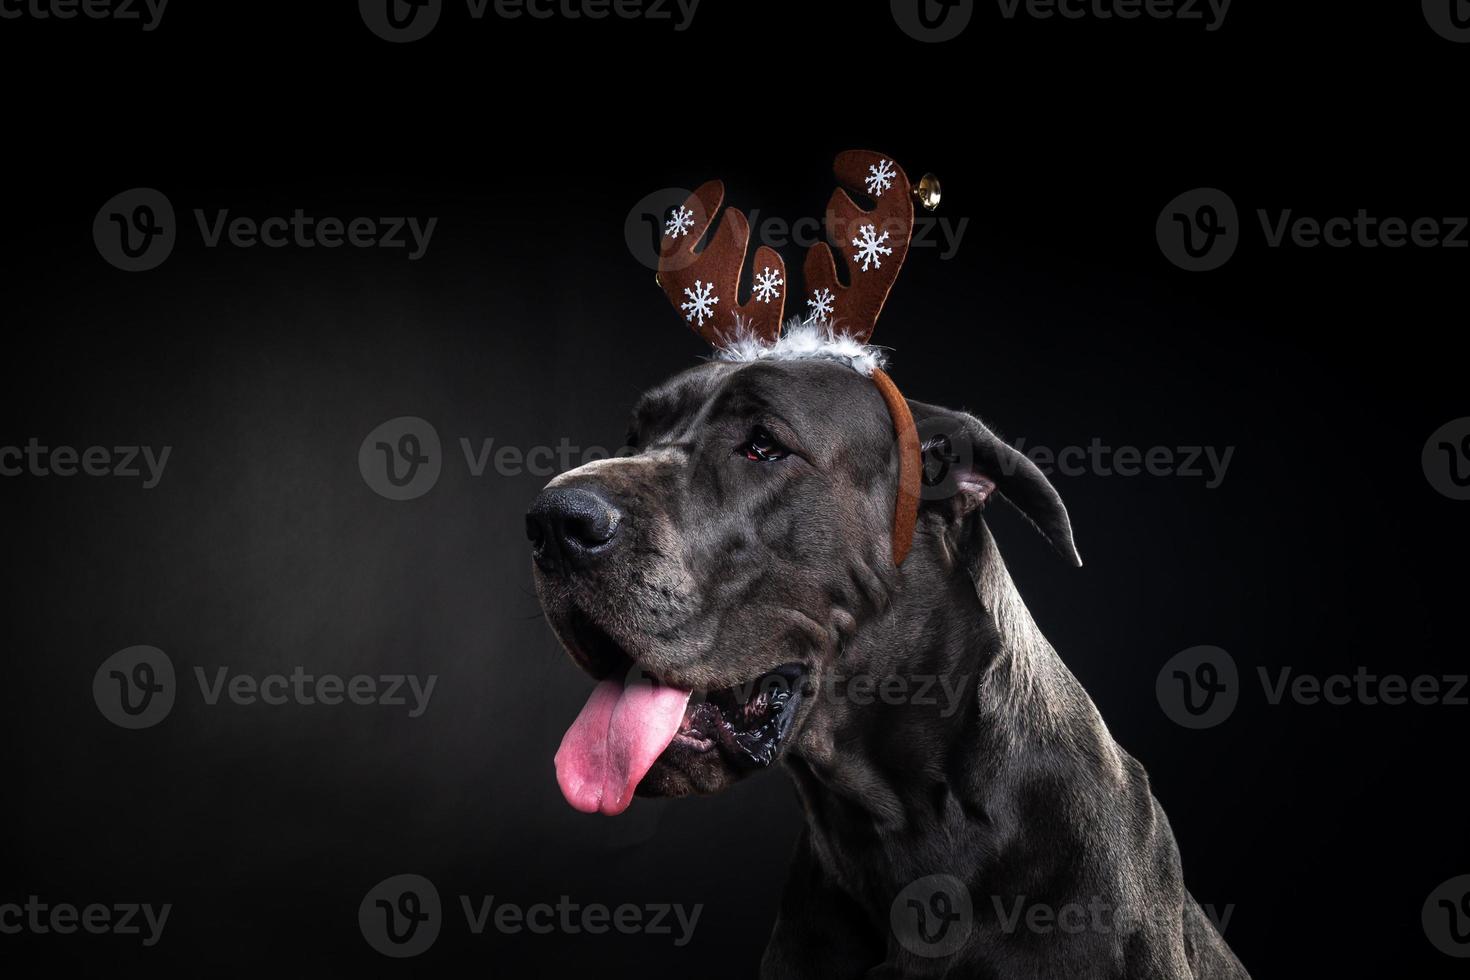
[526, 486, 623, 572]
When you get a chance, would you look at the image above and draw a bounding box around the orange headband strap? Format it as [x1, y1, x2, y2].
[872, 368, 921, 566]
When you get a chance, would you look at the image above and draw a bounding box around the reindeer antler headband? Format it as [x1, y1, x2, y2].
[655, 150, 938, 567]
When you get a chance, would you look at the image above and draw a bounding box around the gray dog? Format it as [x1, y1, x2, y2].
[526, 321, 1249, 978]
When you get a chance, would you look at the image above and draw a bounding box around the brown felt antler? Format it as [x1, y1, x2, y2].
[802, 150, 916, 343]
[805, 150, 922, 564]
[657, 181, 787, 348]
[651, 151, 931, 568]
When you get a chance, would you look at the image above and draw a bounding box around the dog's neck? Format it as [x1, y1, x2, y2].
[786, 519, 1115, 889]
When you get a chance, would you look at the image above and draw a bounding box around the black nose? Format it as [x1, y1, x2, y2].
[525, 486, 624, 573]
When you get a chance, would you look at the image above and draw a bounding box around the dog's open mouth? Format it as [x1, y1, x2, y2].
[672, 664, 807, 768]
[552, 610, 808, 815]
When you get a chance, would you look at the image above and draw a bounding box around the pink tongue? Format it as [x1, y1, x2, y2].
[554, 671, 692, 816]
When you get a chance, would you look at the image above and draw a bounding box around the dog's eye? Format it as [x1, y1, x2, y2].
[740, 427, 789, 462]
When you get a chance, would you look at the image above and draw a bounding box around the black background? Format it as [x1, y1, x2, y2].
[1, 1, 1466, 975]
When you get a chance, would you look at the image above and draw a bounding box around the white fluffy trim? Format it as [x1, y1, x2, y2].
[714, 318, 888, 377]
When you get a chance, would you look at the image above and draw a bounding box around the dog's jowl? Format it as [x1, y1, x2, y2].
[526, 151, 1249, 978]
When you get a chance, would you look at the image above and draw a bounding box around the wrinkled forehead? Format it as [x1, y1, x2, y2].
[631, 360, 888, 452]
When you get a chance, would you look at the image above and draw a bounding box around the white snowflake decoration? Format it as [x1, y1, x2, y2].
[680, 279, 719, 326]
[752, 266, 784, 304]
[665, 205, 694, 239]
[851, 224, 894, 272]
[805, 287, 834, 325]
[865, 159, 896, 197]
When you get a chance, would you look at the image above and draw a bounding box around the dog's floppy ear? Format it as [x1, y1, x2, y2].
[908, 400, 1082, 567]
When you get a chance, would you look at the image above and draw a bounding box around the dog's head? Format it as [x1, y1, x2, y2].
[527, 339, 1080, 815]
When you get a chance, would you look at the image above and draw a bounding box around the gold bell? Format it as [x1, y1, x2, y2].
[913, 173, 942, 212]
